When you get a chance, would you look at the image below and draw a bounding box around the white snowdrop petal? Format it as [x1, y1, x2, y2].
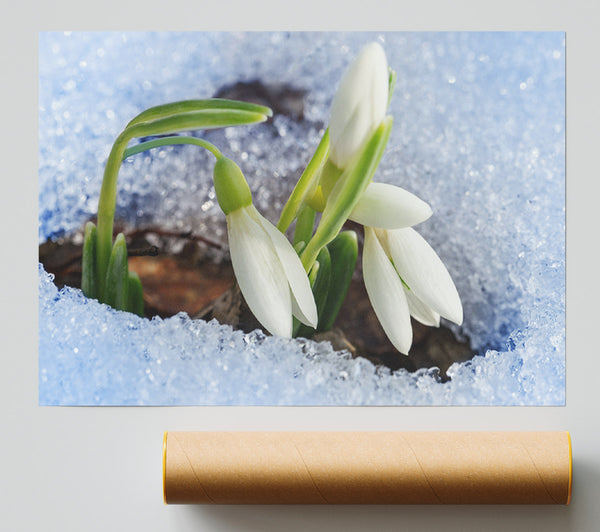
[367, 43, 389, 124]
[349, 182, 432, 229]
[329, 42, 389, 168]
[227, 208, 293, 337]
[251, 206, 318, 328]
[363, 227, 412, 354]
[405, 289, 440, 327]
[384, 227, 463, 325]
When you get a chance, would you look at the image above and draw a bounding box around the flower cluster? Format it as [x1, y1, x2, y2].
[278, 42, 463, 354]
[83, 42, 463, 357]
[334, 43, 463, 354]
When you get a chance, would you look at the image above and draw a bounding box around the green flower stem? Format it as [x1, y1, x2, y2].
[277, 129, 330, 233]
[96, 131, 130, 299]
[300, 116, 393, 271]
[123, 136, 222, 161]
[96, 106, 269, 299]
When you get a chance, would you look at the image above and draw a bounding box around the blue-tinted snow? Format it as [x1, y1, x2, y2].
[38, 32, 565, 405]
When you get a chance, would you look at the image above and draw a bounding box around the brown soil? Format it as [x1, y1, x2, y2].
[39, 225, 473, 381]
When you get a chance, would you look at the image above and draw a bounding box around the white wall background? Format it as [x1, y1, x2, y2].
[2, 0, 598, 530]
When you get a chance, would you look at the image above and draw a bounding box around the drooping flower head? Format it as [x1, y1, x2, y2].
[214, 157, 318, 338]
[363, 227, 463, 354]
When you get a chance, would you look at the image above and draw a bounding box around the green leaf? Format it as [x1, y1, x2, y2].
[277, 129, 330, 233]
[126, 99, 272, 128]
[300, 116, 393, 270]
[104, 233, 129, 311]
[125, 109, 271, 140]
[127, 271, 145, 317]
[294, 247, 332, 338]
[81, 221, 97, 299]
[318, 231, 358, 332]
[293, 240, 307, 256]
[292, 204, 316, 247]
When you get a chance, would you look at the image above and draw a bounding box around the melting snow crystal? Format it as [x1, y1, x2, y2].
[38, 32, 565, 405]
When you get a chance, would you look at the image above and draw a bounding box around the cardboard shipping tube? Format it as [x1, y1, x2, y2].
[163, 431, 572, 505]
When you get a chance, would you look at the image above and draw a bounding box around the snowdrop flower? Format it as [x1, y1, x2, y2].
[328, 42, 390, 170]
[293, 42, 395, 270]
[324, 42, 462, 355]
[363, 226, 463, 355]
[214, 157, 318, 338]
[346, 179, 460, 356]
[280, 40, 462, 354]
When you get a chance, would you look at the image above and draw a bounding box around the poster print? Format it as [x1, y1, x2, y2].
[39, 32, 565, 405]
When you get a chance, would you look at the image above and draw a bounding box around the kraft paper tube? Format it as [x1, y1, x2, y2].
[163, 431, 572, 505]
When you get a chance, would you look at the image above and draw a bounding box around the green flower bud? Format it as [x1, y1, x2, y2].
[213, 157, 252, 215]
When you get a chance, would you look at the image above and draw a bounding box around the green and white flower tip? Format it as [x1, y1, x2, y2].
[363, 226, 463, 355]
[328, 42, 389, 170]
[214, 157, 318, 338]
